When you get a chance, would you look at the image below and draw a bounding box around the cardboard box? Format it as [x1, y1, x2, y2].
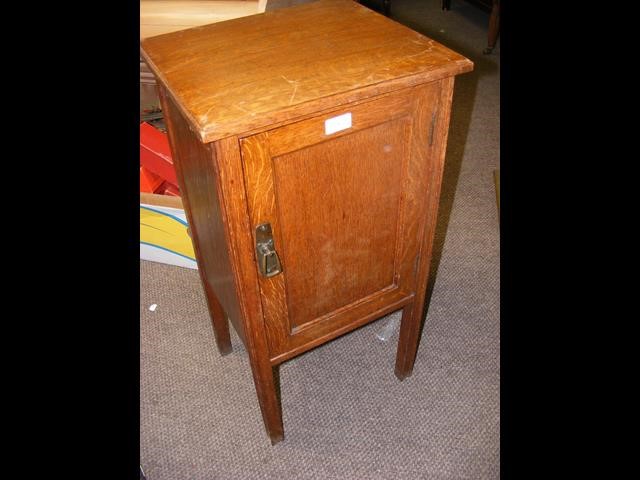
[140, 193, 197, 269]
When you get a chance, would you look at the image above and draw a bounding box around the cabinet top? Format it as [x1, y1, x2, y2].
[140, 0, 473, 143]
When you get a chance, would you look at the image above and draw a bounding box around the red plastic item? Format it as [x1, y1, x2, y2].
[140, 166, 164, 193]
[161, 182, 181, 197]
[140, 122, 178, 187]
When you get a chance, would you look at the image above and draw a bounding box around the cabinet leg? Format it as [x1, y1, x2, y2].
[203, 283, 232, 356]
[394, 301, 425, 380]
[249, 356, 284, 444]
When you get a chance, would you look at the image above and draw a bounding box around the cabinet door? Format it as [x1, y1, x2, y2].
[240, 82, 443, 363]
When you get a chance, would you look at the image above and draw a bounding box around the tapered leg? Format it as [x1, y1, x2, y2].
[394, 301, 426, 380]
[202, 282, 232, 356]
[248, 356, 284, 444]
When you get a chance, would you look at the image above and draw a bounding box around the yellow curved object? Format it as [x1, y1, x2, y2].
[140, 206, 195, 261]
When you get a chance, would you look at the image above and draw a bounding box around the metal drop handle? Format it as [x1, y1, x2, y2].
[256, 223, 282, 277]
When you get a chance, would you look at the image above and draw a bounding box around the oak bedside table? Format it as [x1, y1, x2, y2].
[140, 0, 473, 444]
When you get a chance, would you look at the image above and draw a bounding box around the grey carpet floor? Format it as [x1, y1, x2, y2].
[140, 0, 500, 478]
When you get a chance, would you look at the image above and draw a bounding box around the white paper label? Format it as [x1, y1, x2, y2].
[324, 112, 352, 135]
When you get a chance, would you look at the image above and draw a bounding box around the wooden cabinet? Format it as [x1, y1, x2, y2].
[141, 0, 473, 444]
[443, 0, 500, 54]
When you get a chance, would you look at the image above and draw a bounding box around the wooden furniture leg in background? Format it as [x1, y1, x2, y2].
[383, 0, 391, 16]
[484, 0, 500, 54]
[442, 0, 500, 54]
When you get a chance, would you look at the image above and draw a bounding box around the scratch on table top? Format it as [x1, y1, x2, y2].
[199, 101, 219, 124]
[281, 75, 300, 105]
[233, 102, 257, 116]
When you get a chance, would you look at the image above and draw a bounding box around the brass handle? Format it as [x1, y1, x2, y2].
[256, 223, 282, 277]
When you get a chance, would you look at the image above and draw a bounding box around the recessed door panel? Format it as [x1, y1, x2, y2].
[272, 118, 409, 330]
[240, 83, 442, 361]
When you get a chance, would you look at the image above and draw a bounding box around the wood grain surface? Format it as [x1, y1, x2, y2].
[158, 85, 243, 350]
[395, 76, 455, 380]
[240, 82, 445, 364]
[144, 0, 474, 444]
[140, 0, 473, 143]
[213, 136, 285, 443]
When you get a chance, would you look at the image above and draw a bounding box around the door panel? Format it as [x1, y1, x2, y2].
[273, 118, 409, 330]
[240, 83, 442, 361]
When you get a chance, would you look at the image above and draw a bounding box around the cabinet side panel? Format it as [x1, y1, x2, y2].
[394, 76, 456, 376]
[412, 76, 456, 302]
[158, 86, 246, 343]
